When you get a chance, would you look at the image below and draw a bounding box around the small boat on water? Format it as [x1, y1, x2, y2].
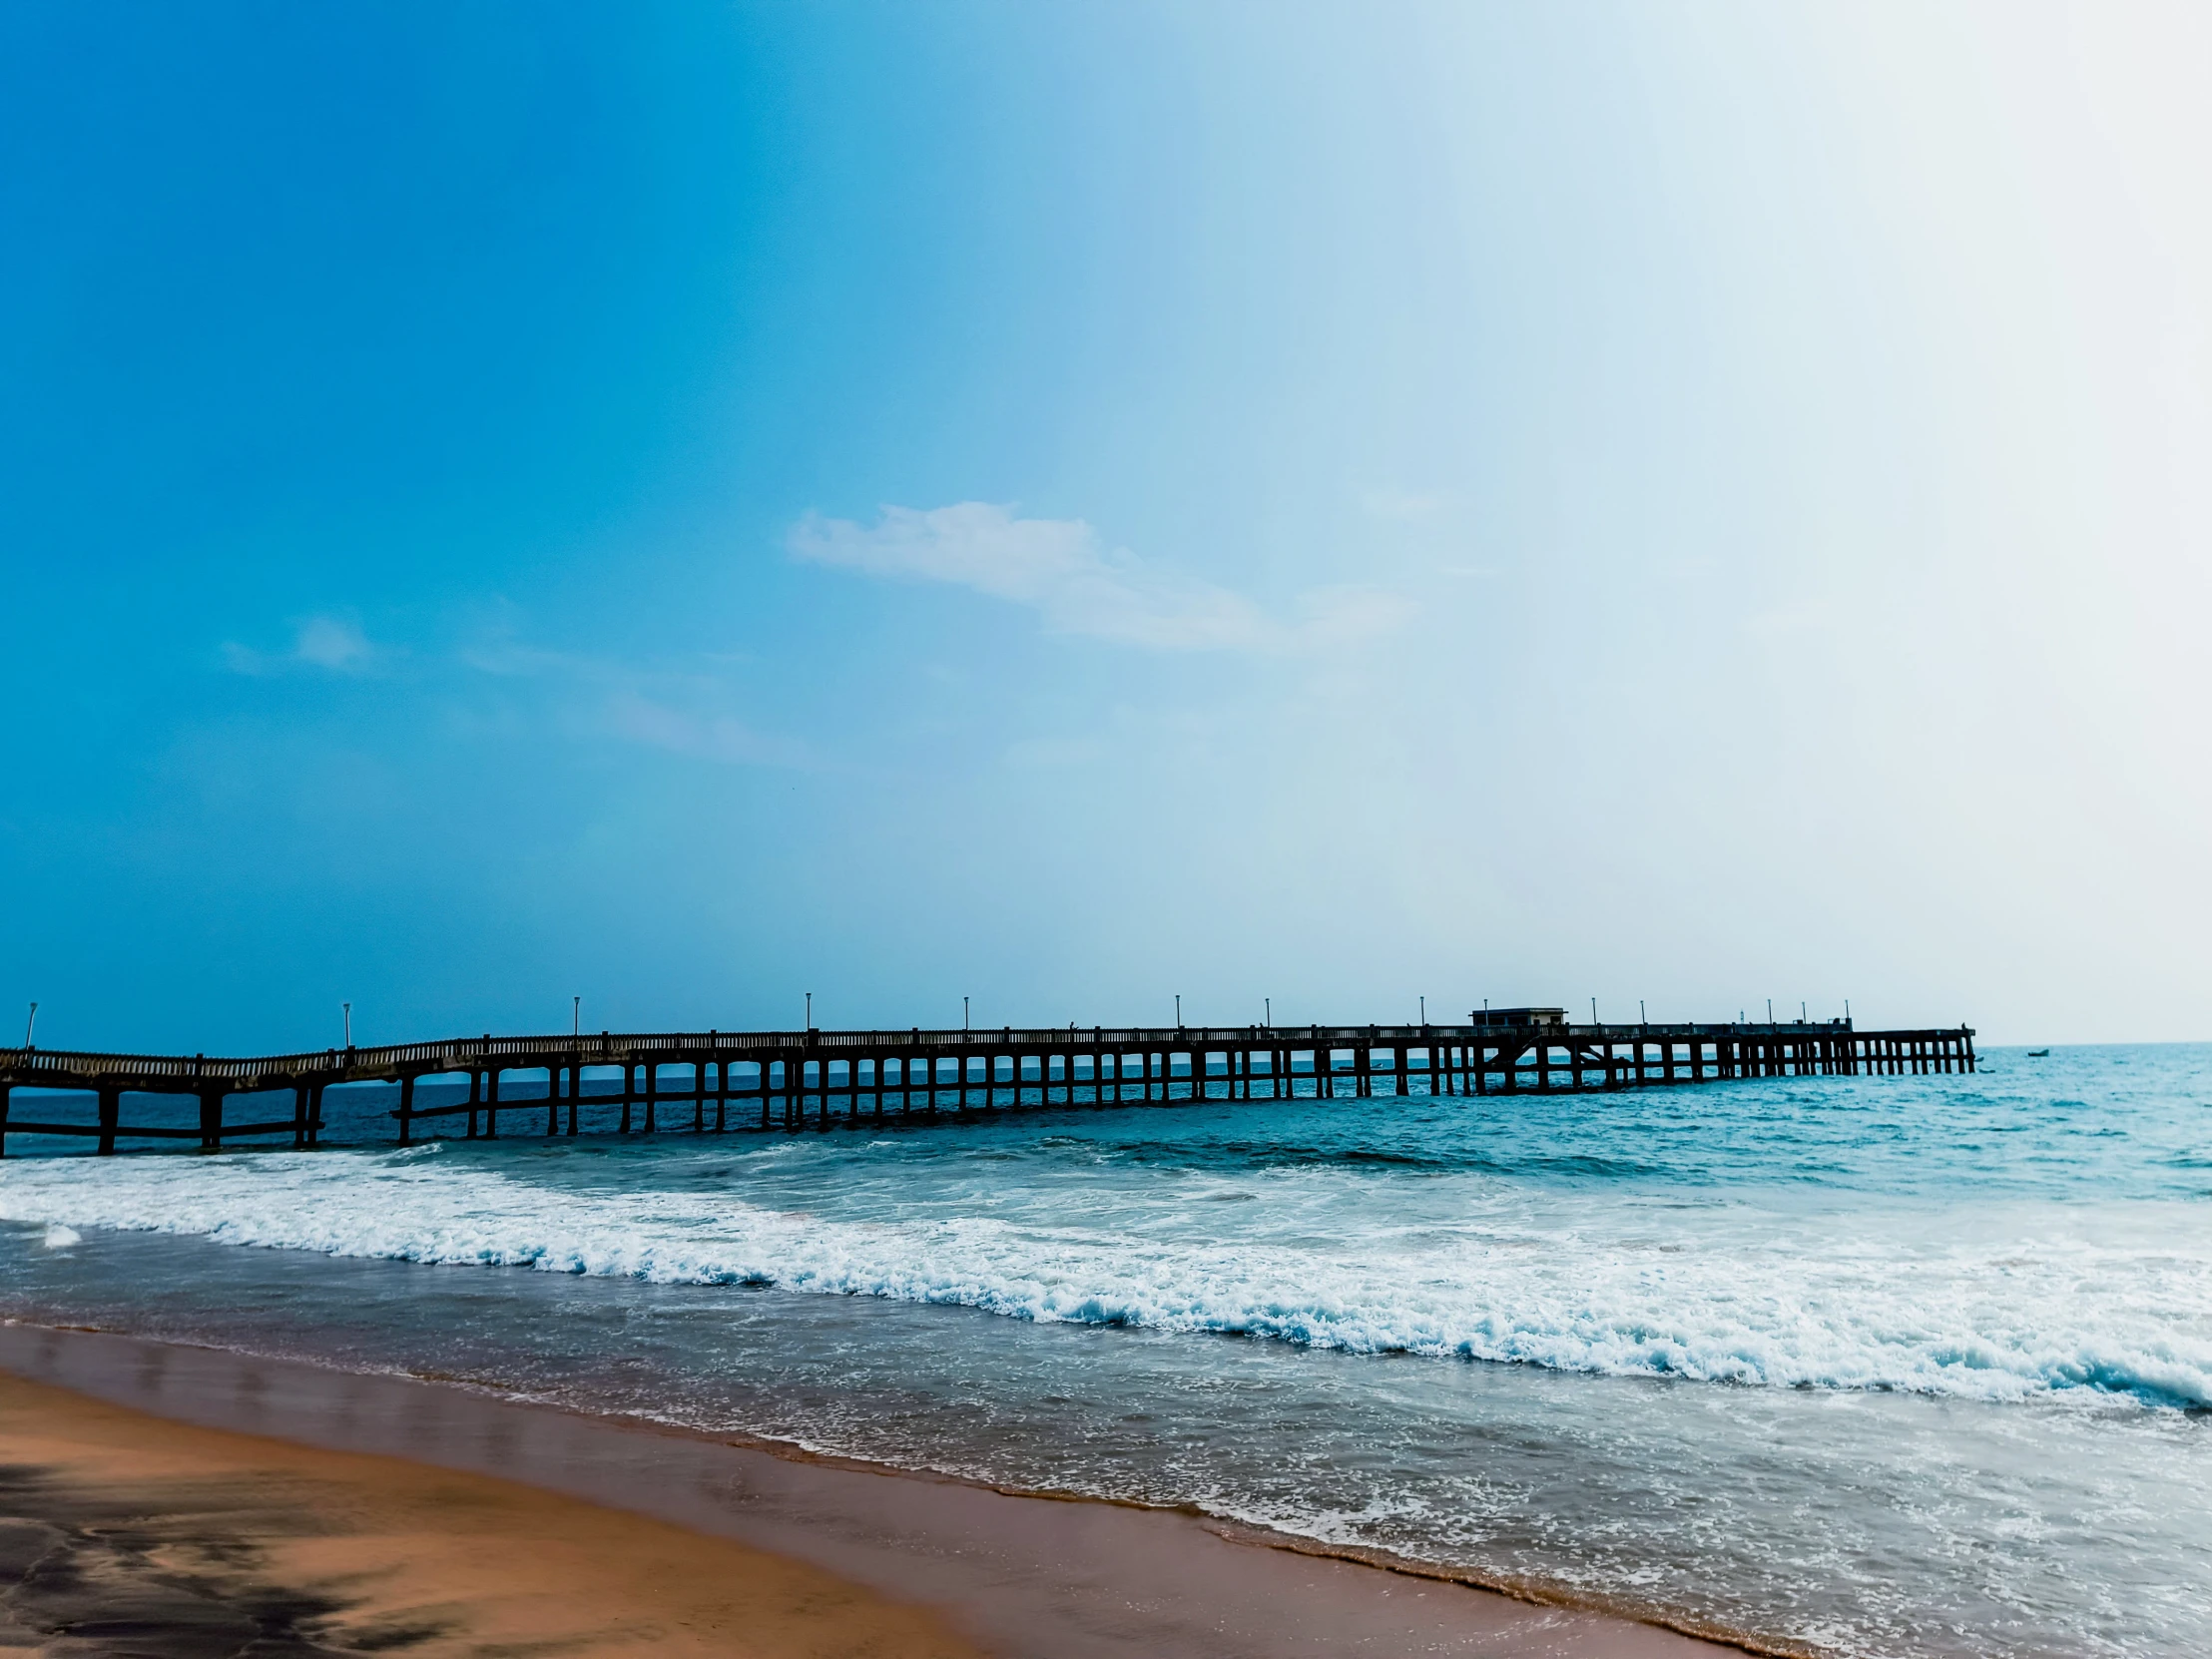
[2026, 1048, 2050, 1057]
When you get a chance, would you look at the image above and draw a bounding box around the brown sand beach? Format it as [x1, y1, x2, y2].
[0, 1367, 981, 1659]
[0, 1324, 1740, 1659]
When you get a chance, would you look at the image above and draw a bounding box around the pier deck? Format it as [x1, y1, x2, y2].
[0, 1013, 1976, 1154]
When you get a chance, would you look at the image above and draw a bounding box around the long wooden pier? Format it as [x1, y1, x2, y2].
[0, 1010, 1975, 1155]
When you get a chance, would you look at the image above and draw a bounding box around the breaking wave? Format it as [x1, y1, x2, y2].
[2, 1149, 2205, 1408]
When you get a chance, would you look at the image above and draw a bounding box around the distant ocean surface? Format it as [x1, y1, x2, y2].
[1, 1045, 2206, 1658]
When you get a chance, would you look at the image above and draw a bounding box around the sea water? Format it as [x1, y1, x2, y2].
[0, 1044, 2205, 1657]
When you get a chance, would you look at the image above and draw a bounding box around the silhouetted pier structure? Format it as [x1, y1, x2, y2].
[0, 1010, 1976, 1154]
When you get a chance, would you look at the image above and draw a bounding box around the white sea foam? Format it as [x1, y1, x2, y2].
[2, 1151, 2207, 1407]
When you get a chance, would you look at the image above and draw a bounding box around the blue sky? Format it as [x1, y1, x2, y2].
[5, 2, 2208, 1049]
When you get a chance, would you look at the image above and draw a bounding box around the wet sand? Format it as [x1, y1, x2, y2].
[0, 1323, 1744, 1658]
[0, 1367, 979, 1658]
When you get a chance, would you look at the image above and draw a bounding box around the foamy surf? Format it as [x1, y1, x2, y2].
[2, 1146, 2205, 1407]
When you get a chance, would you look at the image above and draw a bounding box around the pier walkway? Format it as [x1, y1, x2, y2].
[0, 1011, 1975, 1154]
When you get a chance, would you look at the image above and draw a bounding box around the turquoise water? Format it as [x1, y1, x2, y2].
[1, 1044, 2206, 1656]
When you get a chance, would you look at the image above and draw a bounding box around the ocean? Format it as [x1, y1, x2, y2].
[0, 1044, 2205, 1657]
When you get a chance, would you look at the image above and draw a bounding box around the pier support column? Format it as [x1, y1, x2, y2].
[465, 1070, 481, 1138]
[396, 1076, 414, 1145]
[485, 1067, 502, 1139]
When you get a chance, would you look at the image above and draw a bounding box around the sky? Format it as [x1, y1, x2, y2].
[4, 1, 2208, 1051]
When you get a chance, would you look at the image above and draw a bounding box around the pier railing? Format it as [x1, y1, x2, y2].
[0, 1016, 1974, 1155]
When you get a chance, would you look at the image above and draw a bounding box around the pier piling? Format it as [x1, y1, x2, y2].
[0, 1011, 1977, 1153]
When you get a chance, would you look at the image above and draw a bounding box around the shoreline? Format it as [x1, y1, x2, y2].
[0, 1319, 1748, 1659]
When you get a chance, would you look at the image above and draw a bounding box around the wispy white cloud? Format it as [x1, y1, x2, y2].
[791, 502, 1407, 652]
[603, 691, 809, 768]
[1002, 734, 1108, 769]
[459, 631, 809, 769]
[223, 615, 382, 676]
[1361, 487, 1453, 523]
